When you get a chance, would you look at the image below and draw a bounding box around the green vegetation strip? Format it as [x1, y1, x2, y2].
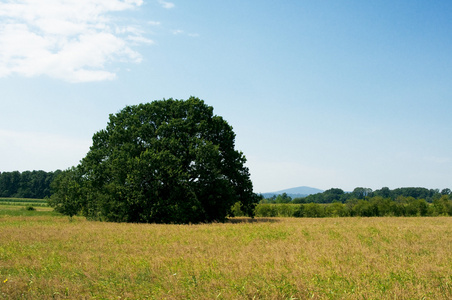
[0, 198, 47, 203]
[248, 197, 452, 218]
[0, 198, 48, 207]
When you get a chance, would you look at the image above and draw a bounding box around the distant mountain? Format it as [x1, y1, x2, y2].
[261, 186, 324, 199]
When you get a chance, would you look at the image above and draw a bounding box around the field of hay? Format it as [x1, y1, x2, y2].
[0, 208, 451, 299]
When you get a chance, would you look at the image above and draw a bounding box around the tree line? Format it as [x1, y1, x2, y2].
[1, 168, 451, 218]
[245, 194, 452, 218]
[0, 170, 61, 199]
[261, 187, 451, 204]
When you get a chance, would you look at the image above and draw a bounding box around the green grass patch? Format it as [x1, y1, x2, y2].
[0, 205, 60, 217]
[0, 198, 48, 207]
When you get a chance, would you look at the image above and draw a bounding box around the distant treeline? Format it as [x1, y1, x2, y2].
[237, 195, 452, 218]
[249, 186, 452, 218]
[262, 187, 451, 204]
[0, 170, 62, 198]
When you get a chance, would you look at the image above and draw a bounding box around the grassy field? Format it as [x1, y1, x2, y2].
[0, 209, 451, 299]
[0, 198, 48, 207]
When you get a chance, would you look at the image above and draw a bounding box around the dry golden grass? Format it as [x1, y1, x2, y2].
[1, 215, 451, 299]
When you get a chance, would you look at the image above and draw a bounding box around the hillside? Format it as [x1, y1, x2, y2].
[261, 186, 324, 199]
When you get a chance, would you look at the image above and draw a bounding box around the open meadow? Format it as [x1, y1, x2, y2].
[0, 206, 451, 299]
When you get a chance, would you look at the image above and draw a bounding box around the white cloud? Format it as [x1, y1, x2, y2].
[171, 29, 199, 38]
[158, 0, 175, 9]
[128, 35, 155, 45]
[0, 0, 150, 82]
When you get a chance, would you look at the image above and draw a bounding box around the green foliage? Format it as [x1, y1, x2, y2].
[254, 204, 300, 217]
[0, 170, 60, 198]
[50, 97, 258, 223]
[291, 197, 306, 203]
[441, 188, 451, 195]
[0, 198, 48, 207]
[230, 202, 245, 217]
[290, 188, 347, 204]
[432, 195, 452, 216]
[351, 187, 373, 199]
[48, 167, 84, 218]
[275, 186, 449, 204]
[255, 204, 278, 217]
[254, 194, 452, 218]
[325, 201, 348, 217]
[301, 203, 326, 217]
[275, 193, 292, 203]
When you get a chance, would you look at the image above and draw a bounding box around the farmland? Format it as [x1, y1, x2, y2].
[1, 207, 451, 299]
[0, 198, 48, 207]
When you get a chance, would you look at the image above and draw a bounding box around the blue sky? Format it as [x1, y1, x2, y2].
[0, 0, 451, 193]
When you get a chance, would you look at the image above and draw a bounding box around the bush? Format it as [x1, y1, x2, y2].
[255, 204, 278, 217]
[325, 202, 348, 217]
[230, 202, 245, 217]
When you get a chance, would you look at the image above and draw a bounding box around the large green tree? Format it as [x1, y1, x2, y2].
[51, 97, 258, 223]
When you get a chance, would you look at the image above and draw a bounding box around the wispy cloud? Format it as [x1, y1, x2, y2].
[148, 21, 161, 26]
[0, 0, 150, 82]
[171, 29, 199, 38]
[171, 29, 184, 35]
[158, 0, 175, 9]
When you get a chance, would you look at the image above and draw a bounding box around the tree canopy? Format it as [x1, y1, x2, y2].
[275, 186, 448, 204]
[50, 97, 258, 223]
[0, 170, 60, 198]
